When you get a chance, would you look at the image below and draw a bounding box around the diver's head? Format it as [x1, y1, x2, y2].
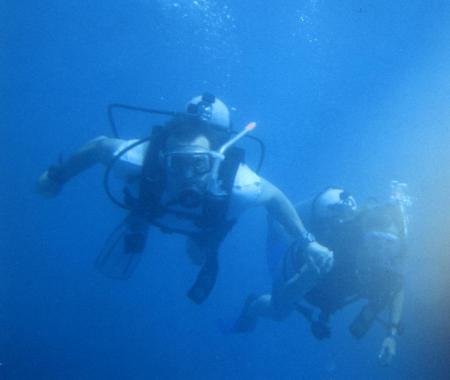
[159, 94, 231, 207]
[312, 188, 358, 227]
[162, 133, 218, 208]
[185, 93, 231, 132]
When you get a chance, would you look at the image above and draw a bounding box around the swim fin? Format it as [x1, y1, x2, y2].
[232, 294, 259, 333]
[187, 250, 219, 304]
[95, 212, 148, 279]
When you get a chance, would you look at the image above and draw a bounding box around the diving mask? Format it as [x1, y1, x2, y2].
[328, 191, 358, 223]
[163, 146, 223, 178]
[163, 146, 222, 209]
[163, 122, 256, 207]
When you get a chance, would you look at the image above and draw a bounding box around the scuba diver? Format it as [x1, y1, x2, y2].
[36, 93, 333, 305]
[234, 181, 410, 366]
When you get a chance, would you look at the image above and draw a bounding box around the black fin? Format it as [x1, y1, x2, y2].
[187, 251, 218, 304]
[232, 294, 259, 333]
[95, 213, 148, 279]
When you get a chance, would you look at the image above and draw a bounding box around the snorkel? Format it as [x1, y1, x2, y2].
[207, 122, 257, 197]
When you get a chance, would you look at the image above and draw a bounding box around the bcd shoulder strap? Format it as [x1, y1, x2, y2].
[138, 125, 167, 220]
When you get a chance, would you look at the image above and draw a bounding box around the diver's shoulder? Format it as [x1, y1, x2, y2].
[234, 163, 261, 187]
[228, 164, 263, 213]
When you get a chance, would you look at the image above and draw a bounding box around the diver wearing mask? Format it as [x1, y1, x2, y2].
[36, 93, 332, 305]
[163, 140, 213, 209]
[237, 184, 409, 367]
[162, 133, 227, 210]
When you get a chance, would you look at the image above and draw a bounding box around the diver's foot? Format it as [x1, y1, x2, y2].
[233, 294, 259, 333]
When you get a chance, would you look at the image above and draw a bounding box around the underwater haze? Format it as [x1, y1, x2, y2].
[2, 1, 450, 379]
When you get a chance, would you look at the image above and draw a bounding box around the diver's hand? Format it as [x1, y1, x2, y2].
[36, 169, 63, 198]
[378, 336, 396, 366]
[305, 241, 334, 276]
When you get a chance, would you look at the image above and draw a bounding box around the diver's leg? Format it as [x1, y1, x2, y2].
[235, 243, 333, 332]
[271, 261, 323, 315]
[245, 266, 313, 321]
[233, 271, 300, 332]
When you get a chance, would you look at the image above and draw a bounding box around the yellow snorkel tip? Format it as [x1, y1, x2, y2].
[245, 122, 256, 131]
[219, 121, 257, 155]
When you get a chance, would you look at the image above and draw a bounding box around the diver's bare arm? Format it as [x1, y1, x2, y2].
[388, 288, 404, 336]
[54, 136, 125, 181]
[259, 178, 308, 239]
[378, 287, 404, 364]
[37, 136, 125, 197]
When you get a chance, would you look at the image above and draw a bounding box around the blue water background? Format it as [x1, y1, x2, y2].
[2, 1, 450, 379]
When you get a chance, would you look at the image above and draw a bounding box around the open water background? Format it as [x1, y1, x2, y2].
[1, 1, 450, 379]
